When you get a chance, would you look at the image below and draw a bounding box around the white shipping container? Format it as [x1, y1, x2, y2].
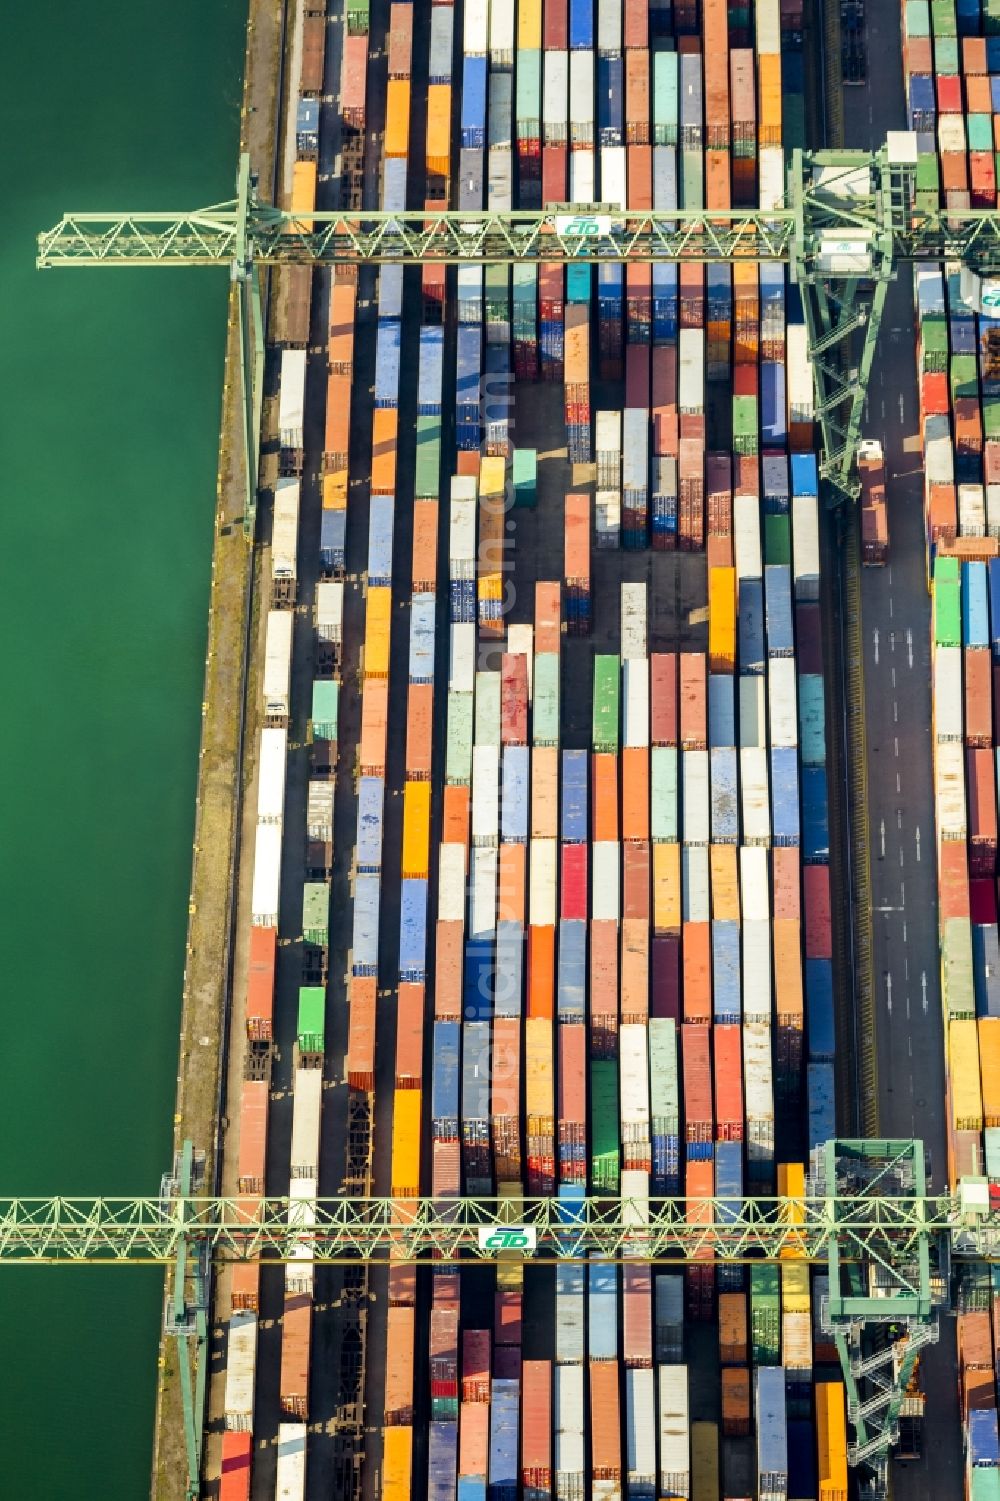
[938, 114, 966, 154]
[507, 624, 535, 700]
[620, 1026, 651, 1132]
[925, 434, 955, 487]
[682, 845, 710, 923]
[272, 477, 301, 581]
[601, 145, 628, 209]
[739, 847, 771, 921]
[530, 837, 558, 926]
[596, 410, 622, 490]
[315, 580, 344, 641]
[305, 781, 332, 843]
[627, 1369, 657, 1486]
[678, 328, 704, 413]
[475, 670, 502, 746]
[257, 727, 288, 823]
[438, 842, 468, 922]
[463, 0, 489, 54]
[570, 147, 595, 204]
[782, 1311, 812, 1375]
[623, 659, 650, 746]
[224, 1311, 258, 1430]
[743, 1020, 775, 1159]
[457, 265, 484, 321]
[555, 1364, 586, 1477]
[622, 416, 649, 498]
[792, 494, 820, 602]
[252, 820, 282, 927]
[543, 51, 569, 140]
[556, 1265, 586, 1364]
[285, 1179, 318, 1295]
[470, 845, 498, 937]
[621, 583, 647, 660]
[450, 622, 476, 693]
[756, 0, 781, 51]
[959, 483, 986, 538]
[489, 0, 515, 62]
[290, 1065, 323, 1178]
[935, 741, 967, 840]
[682, 749, 710, 846]
[758, 145, 785, 210]
[734, 494, 763, 580]
[987, 485, 1000, 539]
[592, 841, 621, 920]
[279, 349, 307, 450]
[276, 1423, 307, 1501]
[264, 609, 293, 720]
[786, 325, 813, 423]
[742, 919, 773, 1024]
[450, 494, 477, 573]
[621, 1168, 650, 1232]
[596, 491, 622, 546]
[740, 747, 772, 846]
[569, 52, 596, 135]
[934, 647, 963, 741]
[739, 675, 767, 749]
[767, 659, 798, 748]
[598, 0, 623, 50]
[472, 744, 501, 846]
[488, 147, 513, 211]
[658, 1365, 690, 1496]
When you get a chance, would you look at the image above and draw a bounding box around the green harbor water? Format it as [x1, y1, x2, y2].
[1, 4, 245, 1493]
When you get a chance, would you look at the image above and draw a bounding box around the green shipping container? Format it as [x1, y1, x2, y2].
[446, 691, 474, 784]
[797, 674, 826, 767]
[486, 264, 510, 326]
[988, 0, 1000, 35]
[983, 394, 1000, 441]
[933, 558, 961, 646]
[475, 669, 502, 745]
[653, 52, 679, 145]
[969, 113, 994, 152]
[346, 0, 370, 33]
[567, 264, 591, 303]
[303, 883, 329, 947]
[650, 747, 678, 843]
[950, 354, 980, 401]
[934, 34, 959, 71]
[513, 448, 537, 508]
[930, 0, 957, 36]
[782, 93, 806, 152]
[311, 679, 339, 741]
[415, 415, 442, 499]
[972, 1468, 1000, 1501]
[904, 0, 930, 33]
[590, 1060, 620, 1192]
[732, 396, 759, 456]
[513, 264, 537, 303]
[764, 513, 790, 566]
[916, 150, 940, 193]
[297, 985, 326, 1055]
[751, 1265, 781, 1364]
[515, 48, 541, 129]
[592, 655, 620, 752]
[681, 149, 703, 210]
[533, 652, 561, 747]
[942, 918, 975, 1019]
[648, 1019, 679, 1131]
[919, 314, 947, 372]
[432, 1397, 459, 1421]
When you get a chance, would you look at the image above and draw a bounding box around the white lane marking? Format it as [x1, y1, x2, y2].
[898, 394, 905, 423]
[896, 772, 901, 793]
[899, 846, 904, 868]
[915, 826, 921, 862]
[891, 667, 896, 688]
[901, 880, 906, 907]
[893, 700, 898, 723]
[873, 627, 879, 665]
[896, 808, 902, 830]
[889, 594, 894, 618]
[879, 819, 886, 858]
[886, 972, 893, 1014]
[922, 971, 928, 1013]
[894, 736, 899, 758]
[906, 627, 913, 668]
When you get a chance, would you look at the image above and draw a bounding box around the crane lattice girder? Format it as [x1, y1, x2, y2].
[0, 1190, 972, 1268]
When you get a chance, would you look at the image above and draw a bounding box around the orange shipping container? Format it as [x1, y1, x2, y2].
[564, 304, 590, 384]
[626, 51, 650, 144]
[230, 1259, 260, 1313]
[592, 753, 619, 841]
[532, 747, 560, 838]
[772, 846, 800, 920]
[385, 79, 411, 158]
[382, 1427, 413, 1501]
[325, 370, 352, 460]
[498, 843, 527, 924]
[412, 500, 439, 592]
[238, 1078, 268, 1193]
[535, 581, 562, 653]
[622, 747, 650, 840]
[816, 1381, 848, 1501]
[372, 407, 399, 494]
[590, 1363, 622, 1477]
[709, 567, 737, 672]
[758, 54, 782, 144]
[426, 84, 451, 174]
[565, 493, 591, 582]
[682, 921, 712, 1021]
[705, 151, 731, 212]
[525, 1016, 554, 1119]
[384, 1307, 416, 1422]
[721, 1367, 750, 1436]
[709, 846, 740, 921]
[246, 924, 277, 1040]
[621, 918, 649, 1022]
[323, 468, 348, 509]
[365, 587, 392, 679]
[460, 1401, 490, 1476]
[680, 652, 708, 748]
[492, 1016, 522, 1122]
[290, 160, 317, 226]
[979, 1018, 1000, 1127]
[347, 976, 377, 1090]
[360, 677, 389, 775]
[435, 921, 464, 1020]
[391, 1090, 422, 1195]
[714, 1024, 743, 1138]
[773, 920, 804, 1028]
[718, 1292, 747, 1363]
[442, 784, 470, 845]
[406, 684, 434, 780]
[280, 1291, 312, 1417]
[329, 282, 357, 370]
[528, 925, 556, 1018]
[395, 982, 424, 1088]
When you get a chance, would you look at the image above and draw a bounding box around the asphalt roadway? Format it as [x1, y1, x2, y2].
[842, 0, 963, 1487]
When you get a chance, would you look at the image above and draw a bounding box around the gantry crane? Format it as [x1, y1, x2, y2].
[32, 139, 1000, 1498]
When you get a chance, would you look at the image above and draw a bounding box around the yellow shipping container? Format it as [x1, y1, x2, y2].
[709, 845, 740, 921]
[365, 587, 392, 679]
[778, 1162, 808, 1262]
[402, 780, 431, 879]
[525, 1016, 554, 1119]
[290, 160, 317, 227]
[426, 84, 452, 175]
[382, 1425, 413, 1501]
[691, 1421, 720, 1501]
[816, 1381, 849, 1501]
[323, 470, 348, 509]
[480, 455, 507, 497]
[391, 1090, 422, 1196]
[980, 1018, 1000, 1126]
[385, 79, 411, 158]
[708, 567, 736, 673]
[517, 0, 542, 48]
[757, 55, 783, 141]
[950, 1018, 984, 1131]
[497, 1182, 526, 1292]
[653, 842, 681, 935]
[781, 1261, 811, 1314]
[479, 573, 503, 602]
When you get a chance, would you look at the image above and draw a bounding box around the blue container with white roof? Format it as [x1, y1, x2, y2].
[458, 1482, 486, 1501]
[501, 748, 529, 843]
[562, 749, 588, 841]
[456, 325, 483, 449]
[418, 328, 444, 414]
[399, 880, 428, 981]
[765, 566, 794, 655]
[383, 158, 407, 213]
[790, 453, 818, 498]
[488, 1381, 520, 1501]
[320, 508, 346, 575]
[652, 457, 677, 541]
[807, 1062, 836, 1152]
[409, 594, 436, 684]
[357, 777, 384, 872]
[464, 939, 494, 1022]
[762, 451, 790, 515]
[801, 766, 830, 863]
[709, 674, 735, 747]
[907, 74, 935, 130]
[375, 322, 401, 407]
[432, 1021, 460, 1134]
[710, 747, 739, 843]
[450, 577, 476, 624]
[588, 1260, 618, 1358]
[351, 874, 380, 975]
[738, 578, 766, 674]
[716, 1140, 744, 1290]
[368, 494, 394, 586]
[806, 958, 835, 1060]
[296, 97, 319, 155]
[429, 1424, 459, 1501]
[558, 920, 587, 1019]
[378, 264, 403, 320]
[963, 562, 990, 649]
[494, 922, 524, 1018]
[463, 1021, 491, 1120]
[712, 922, 741, 1024]
[756, 1367, 789, 1497]
[770, 747, 801, 847]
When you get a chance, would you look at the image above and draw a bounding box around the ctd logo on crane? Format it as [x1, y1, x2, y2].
[478, 1226, 537, 1253]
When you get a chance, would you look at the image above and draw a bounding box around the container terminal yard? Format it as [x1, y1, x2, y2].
[28, 0, 1000, 1494]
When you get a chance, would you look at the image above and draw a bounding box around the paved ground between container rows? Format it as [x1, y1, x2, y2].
[847, 0, 962, 1488]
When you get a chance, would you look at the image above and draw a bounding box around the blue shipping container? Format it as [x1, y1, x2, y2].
[738, 578, 766, 674]
[788, 1421, 818, 1500]
[356, 776, 384, 872]
[501, 746, 530, 842]
[379, 264, 404, 320]
[561, 749, 588, 841]
[320, 508, 346, 572]
[807, 1062, 836, 1152]
[428, 1423, 459, 1501]
[969, 1408, 1000, 1467]
[710, 747, 739, 843]
[569, 0, 594, 49]
[973, 925, 1000, 1018]
[494, 922, 524, 1018]
[761, 362, 787, 445]
[488, 1381, 520, 1501]
[463, 1021, 491, 1120]
[368, 493, 394, 584]
[462, 57, 488, 147]
[709, 673, 735, 748]
[351, 874, 380, 974]
[790, 453, 818, 498]
[383, 158, 407, 213]
[806, 958, 836, 1060]
[801, 766, 830, 863]
[409, 593, 436, 684]
[431, 1021, 460, 1125]
[712, 921, 741, 1024]
[588, 1260, 618, 1358]
[598, 54, 624, 144]
[756, 1368, 789, 1481]
[418, 327, 445, 413]
[558, 919, 587, 1019]
[964, 561, 990, 648]
[770, 746, 801, 847]
[765, 565, 794, 656]
[399, 879, 428, 979]
[464, 940, 494, 1021]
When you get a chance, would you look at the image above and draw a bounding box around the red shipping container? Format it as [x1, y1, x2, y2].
[535, 581, 562, 654]
[220, 1432, 252, 1501]
[713, 1023, 743, 1140]
[937, 74, 963, 113]
[565, 493, 591, 584]
[406, 683, 433, 780]
[522, 1361, 552, 1489]
[651, 652, 679, 745]
[502, 653, 530, 744]
[590, 1363, 622, 1477]
[246, 924, 277, 1041]
[803, 866, 832, 958]
[435, 921, 464, 1020]
[347, 975, 376, 1090]
[928, 484, 958, 544]
[652, 344, 679, 457]
[968, 748, 998, 875]
[542, 143, 568, 206]
[544, 0, 568, 47]
[966, 651, 993, 747]
[624, 842, 651, 919]
[682, 1022, 713, 1140]
[492, 1017, 522, 1139]
[238, 1078, 268, 1193]
[971, 152, 997, 207]
[395, 982, 424, 1087]
[940, 840, 972, 921]
[623, 1262, 653, 1366]
[970, 877, 996, 925]
[922, 371, 950, 415]
[384, 1306, 416, 1422]
[734, 361, 757, 397]
[985, 441, 1000, 486]
[561, 844, 589, 920]
[680, 652, 708, 748]
[626, 342, 650, 408]
[558, 1022, 586, 1140]
[651, 933, 681, 1019]
[737, 454, 760, 496]
[626, 50, 650, 143]
[496, 1291, 523, 1346]
[682, 921, 712, 1021]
